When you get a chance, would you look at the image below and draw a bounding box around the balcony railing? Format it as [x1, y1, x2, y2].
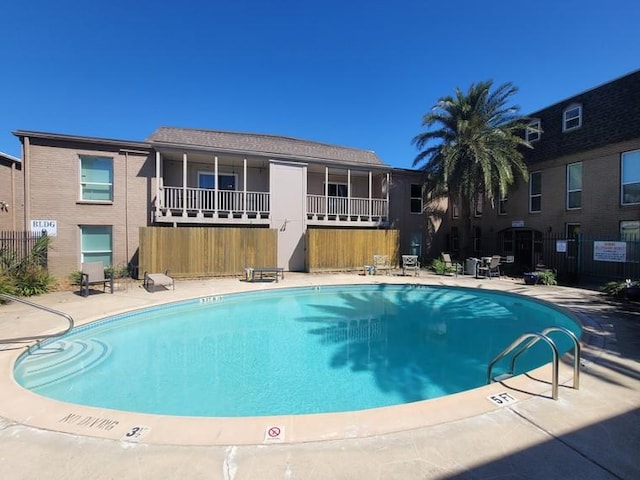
[306, 194, 388, 222]
[160, 186, 270, 220]
[157, 188, 387, 224]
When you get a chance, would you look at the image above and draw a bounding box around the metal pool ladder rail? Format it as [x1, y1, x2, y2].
[487, 326, 581, 400]
[0, 293, 74, 345]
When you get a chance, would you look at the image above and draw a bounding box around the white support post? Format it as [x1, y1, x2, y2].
[155, 151, 162, 217]
[243, 158, 248, 219]
[347, 169, 351, 219]
[182, 153, 188, 217]
[324, 166, 329, 220]
[214, 156, 219, 218]
[386, 172, 390, 220]
[368, 171, 372, 219]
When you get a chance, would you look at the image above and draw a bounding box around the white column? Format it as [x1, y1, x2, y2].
[213, 156, 219, 218]
[347, 169, 352, 219]
[386, 172, 390, 220]
[368, 171, 372, 219]
[243, 158, 248, 218]
[324, 166, 329, 220]
[155, 151, 161, 217]
[182, 153, 188, 217]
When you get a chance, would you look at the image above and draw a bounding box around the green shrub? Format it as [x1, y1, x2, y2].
[68, 270, 83, 285]
[601, 280, 638, 297]
[430, 258, 447, 275]
[537, 270, 557, 286]
[0, 234, 53, 297]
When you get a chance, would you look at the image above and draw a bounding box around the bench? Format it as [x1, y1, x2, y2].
[246, 267, 284, 283]
[143, 271, 175, 292]
[80, 261, 114, 297]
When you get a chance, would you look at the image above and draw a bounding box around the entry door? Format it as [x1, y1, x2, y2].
[515, 231, 533, 271]
[269, 161, 307, 271]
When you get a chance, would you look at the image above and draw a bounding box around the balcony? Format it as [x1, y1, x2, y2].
[306, 194, 387, 225]
[155, 186, 271, 224]
[155, 187, 388, 226]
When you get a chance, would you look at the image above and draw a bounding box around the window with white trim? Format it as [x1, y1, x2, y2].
[198, 172, 237, 190]
[566, 162, 582, 209]
[621, 149, 640, 205]
[325, 182, 348, 197]
[474, 194, 483, 217]
[498, 195, 508, 215]
[410, 184, 422, 214]
[526, 119, 541, 142]
[80, 155, 113, 201]
[80, 225, 112, 266]
[451, 198, 459, 218]
[563, 104, 582, 131]
[529, 171, 542, 212]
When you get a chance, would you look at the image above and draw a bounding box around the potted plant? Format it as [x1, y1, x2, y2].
[523, 272, 538, 285]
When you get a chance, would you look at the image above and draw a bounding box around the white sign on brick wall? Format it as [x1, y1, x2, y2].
[30, 220, 57, 237]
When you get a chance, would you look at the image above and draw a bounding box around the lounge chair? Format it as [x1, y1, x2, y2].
[373, 255, 391, 275]
[441, 253, 463, 276]
[80, 261, 114, 297]
[144, 270, 175, 292]
[401, 255, 420, 276]
[477, 255, 501, 279]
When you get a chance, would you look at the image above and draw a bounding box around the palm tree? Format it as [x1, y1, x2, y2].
[412, 80, 533, 259]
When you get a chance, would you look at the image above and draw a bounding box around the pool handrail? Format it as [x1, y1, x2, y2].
[487, 332, 559, 400]
[0, 293, 74, 344]
[509, 326, 581, 390]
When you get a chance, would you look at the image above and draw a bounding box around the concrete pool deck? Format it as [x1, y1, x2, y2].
[0, 272, 638, 479]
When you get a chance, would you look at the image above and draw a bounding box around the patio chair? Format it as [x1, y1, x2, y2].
[441, 253, 463, 276]
[401, 255, 420, 276]
[80, 261, 114, 297]
[477, 255, 501, 279]
[373, 254, 391, 275]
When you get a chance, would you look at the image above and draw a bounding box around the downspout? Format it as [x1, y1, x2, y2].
[22, 136, 30, 232]
[124, 151, 129, 264]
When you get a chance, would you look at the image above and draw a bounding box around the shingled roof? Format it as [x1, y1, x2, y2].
[146, 127, 386, 168]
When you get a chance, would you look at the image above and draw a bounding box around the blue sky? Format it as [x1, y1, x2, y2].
[1, 0, 638, 169]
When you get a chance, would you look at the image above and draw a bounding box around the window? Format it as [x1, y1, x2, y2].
[567, 162, 582, 209]
[450, 227, 459, 252]
[473, 226, 481, 253]
[80, 155, 113, 201]
[498, 195, 508, 215]
[198, 172, 236, 190]
[81, 225, 112, 266]
[563, 104, 582, 131]
[529, 171, 542, 212]
[526, 119, 541, 142]
[325, 182, 348, 197]
[474, 194, 483, 217]
[410, 184, 422, 214]
[621, 150, 640, 205]
[451, 198, 459, 218]
[621, 221, 640, 241]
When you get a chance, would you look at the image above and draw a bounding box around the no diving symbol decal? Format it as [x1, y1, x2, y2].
[264, 425, 285, 443]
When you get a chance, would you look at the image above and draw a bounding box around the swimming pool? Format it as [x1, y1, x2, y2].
[14, 284, 581, 417]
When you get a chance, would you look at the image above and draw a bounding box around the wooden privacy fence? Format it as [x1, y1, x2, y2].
[138, 227, 277, 278]
[307, 229, 399, 272]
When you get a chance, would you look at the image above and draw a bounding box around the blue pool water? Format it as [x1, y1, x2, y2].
[14, 284, 581, 417]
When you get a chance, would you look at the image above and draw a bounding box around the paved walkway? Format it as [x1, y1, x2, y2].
[0, 272, 638, 479]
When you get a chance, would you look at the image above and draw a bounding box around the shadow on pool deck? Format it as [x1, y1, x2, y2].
[0, 272, 638, 479]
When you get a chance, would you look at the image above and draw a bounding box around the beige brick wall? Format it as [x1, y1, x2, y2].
[25, 141, 154, 278]
[0, 158, 24, 231]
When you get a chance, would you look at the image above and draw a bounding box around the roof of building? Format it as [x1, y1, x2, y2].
[523, 69, 640, 164]
[147, 127, 387, 168]
[0, 151, 20, 164]
[12, 130, 151, 151]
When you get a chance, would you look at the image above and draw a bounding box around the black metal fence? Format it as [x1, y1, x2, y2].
[0, 231, 47, 267]
[536, 234, 639, 284]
